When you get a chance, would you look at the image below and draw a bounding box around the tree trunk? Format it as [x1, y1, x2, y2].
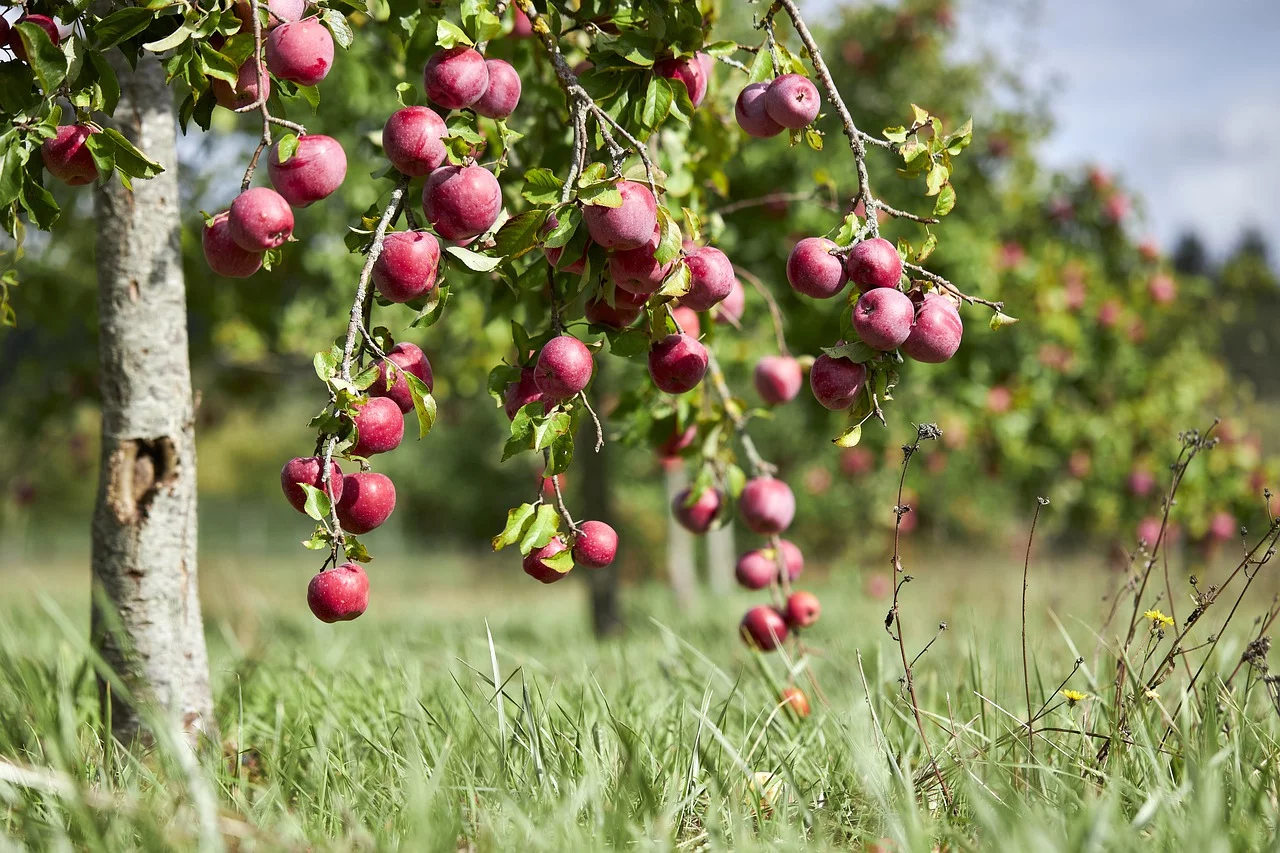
[580, 362, 621, 638]
[90, 53, 214, 743]
[665, 464, 699, 610]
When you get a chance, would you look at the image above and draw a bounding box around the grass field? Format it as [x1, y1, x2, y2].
[2, 540, 1279, 851]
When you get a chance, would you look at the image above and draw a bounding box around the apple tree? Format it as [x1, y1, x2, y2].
[3, 0, 1018, 736]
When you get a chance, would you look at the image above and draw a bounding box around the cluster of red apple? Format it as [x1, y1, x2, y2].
[201, 2, 347, 278]
[497, 51, 762, 585]
[281, 37, 530, 621]
[735, 74, 964, 414]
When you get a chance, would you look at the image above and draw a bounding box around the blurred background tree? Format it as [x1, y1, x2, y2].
[3, 0, 1275, 600]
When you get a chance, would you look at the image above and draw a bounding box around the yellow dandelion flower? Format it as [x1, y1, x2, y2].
[1061, 689, 1089, 705]
[1144, 609, 1174, 627]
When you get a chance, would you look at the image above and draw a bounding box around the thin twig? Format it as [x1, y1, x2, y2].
[1021, 498, 1049, 773]
[578, 390, 604, 452]
[734, 265, 789, 356]
[885, 423, 953, 812]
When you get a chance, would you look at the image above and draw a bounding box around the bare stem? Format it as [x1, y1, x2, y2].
[885, 423, 953, 812]
[734, 265, 789, 356]
[578, 390, 604, 452]
[340, 177, 409, 382]
[704, 347, 776, 478]
[1021, 498, 1049, 773]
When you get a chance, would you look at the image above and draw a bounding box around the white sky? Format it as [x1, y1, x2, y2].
[804, 0, 1280, 260]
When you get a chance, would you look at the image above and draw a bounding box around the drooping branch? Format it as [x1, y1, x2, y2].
[316, 175, 410, 564]
[512, 0, 658, 193]
[237, 0, 306, 191]
[761, 0, 1000, 314]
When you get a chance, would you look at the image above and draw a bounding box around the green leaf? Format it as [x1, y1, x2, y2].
[83, 133, 117, 184]
[298, 483, 332, 522]
[88, 50, 120, 114]
[910, 103, 930, 127]
[832, 424, 862, 448]
[605, 327, 649, 357]
[445, 245, 501, 272]
[93, 6, 156, 49]
[746, 41, 774, 84]
[989, 311, 1019, 330]
[494, 208, 550, 259]
[0, 140, 29, 209]
[543, 206, 579, 249]
[0, 63, 38, 115]
[344, 536, 371, 563]
[532, 410, 571, 453]
[680, 207, 701, 244]
[404, 372, 437, 438]
[102, 128, 165, 179]
[322, 8, 354, 49]
[301, 527, 330, 551]
[933, 183, 956, 217]
[314, 347, 340, 382]
[641, 76, 673, 131]
[900, 139, 927, 163]
[197, 43, 239, 85]
[502, 405, 537, 461]
[492, 502, 538, 551]
[20, 174, 59, 229]
[944, 118, 973, 154]
[577, 162, 608, 186]
[656, 260, 691, 299]
[293, 84, 320, 112]
[522, 168, 562, 205]
[915, 233, 938, 263]
[822, 341, 877, 363]
[143, 23, 193, 52]
[541, 548, 573, 574]
[436, 19, 473, 48]
[275, 133, 299, 164]
[653, 207, 681, 265]
[579, 182, 623, 208]
[410, 283, 450, 328]
[518, 503, 561, 555]
[16, 22, 68, 94]
[882, 126, 908, 144]
[925, 163, 949, 197]
[546, 429, 573, 475]
[703, 40, 738, 57]
[830, 212, 860, 247]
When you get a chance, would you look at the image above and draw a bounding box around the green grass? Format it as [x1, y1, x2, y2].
[2, 548, 1279, 851]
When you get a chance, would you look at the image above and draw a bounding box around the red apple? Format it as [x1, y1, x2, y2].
[573, 520, 617, 568]
[281, 456, 343, 513]
[307, 563, 369, 622]
[350, 396, 404, 457]
[371, 342, 433, 413]
[739, 477, 795, 535]
[672, 486, 721, 534]
[336, 471, 396, 534]
[740, 605, 789, 651]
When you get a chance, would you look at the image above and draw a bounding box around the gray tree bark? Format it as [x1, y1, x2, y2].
[90, 53, 214, 743]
